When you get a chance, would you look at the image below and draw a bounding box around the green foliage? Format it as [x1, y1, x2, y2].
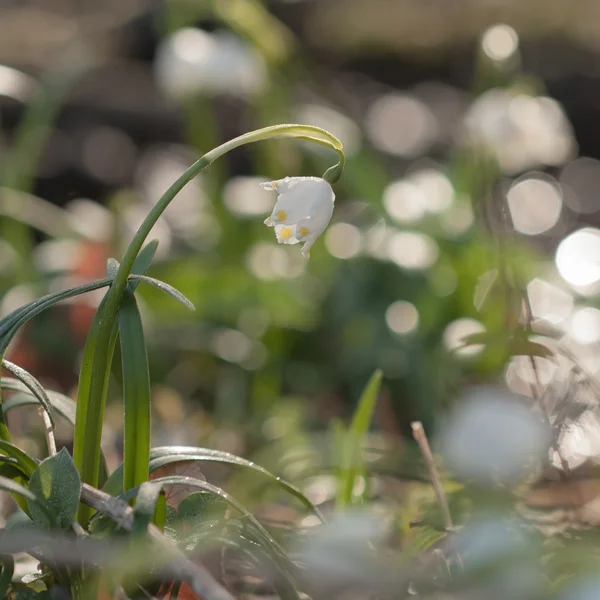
[0, 11, 597, 596]
[119, 290, 152, 494]
[336, 369, 383, 509]
[27, 449, 81, 530]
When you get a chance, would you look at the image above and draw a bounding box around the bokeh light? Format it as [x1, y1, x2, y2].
[482, 24, 519, 62]
[570, 306, 600, 344]
[247, 242, 305, 280]
[556, 227, 600, 287]
[527, 278, 573, 325]
[325, 223, 362, 259]
[224, 176, 274, 217]
[385, 300, 419, 335]
[383, 181, 425, 224]
[443, 318, 485, 357]
[507, 175, 562, 235]
[386, 231, 439, 270]
[464, 89, 575, 173]
[366, 93, 437, 157]
[154, 28, 266, 100]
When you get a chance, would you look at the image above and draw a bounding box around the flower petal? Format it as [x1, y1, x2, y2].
[274, 224, 300, 245]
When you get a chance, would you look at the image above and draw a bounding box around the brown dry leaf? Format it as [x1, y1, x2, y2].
[150, 461, 207, 508]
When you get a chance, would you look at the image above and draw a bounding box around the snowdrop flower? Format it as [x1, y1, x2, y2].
[261, 177, 335, 258]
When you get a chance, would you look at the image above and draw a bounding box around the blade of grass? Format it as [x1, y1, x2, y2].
[336, 369, 383, 510]
[1, 363, 54, 428]
[74, 242, 158, 524]
[118, 290, 151, 496]
[102, 446, 324, 522]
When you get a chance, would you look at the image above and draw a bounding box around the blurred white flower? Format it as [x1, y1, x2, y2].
[261, 177, 335, 259]
[464, 89, 575, 174]
[293, 511, 384, 583]
[438, 386, 549, 485]
[154, 28, 267, 99]
[560, 577, 600, 600]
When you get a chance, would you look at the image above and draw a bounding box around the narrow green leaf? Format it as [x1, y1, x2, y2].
[153, 489, 167, 532]
[0, 474, 38, 503]
[0, 278, 114, 355]
[102, 446, 324, 522]
[336, 369, 383, 510]
[128, 274, 195, 311]
[0, 554, 14, 598]
[126, 240, 159, 293]
[123, 475, 299, 587]
[132, 482, 163, 535]
[0, 440, 38, 476]
[28, 448, 81, 529]
[1, 363, 54, 428]
[118, 290, 151, 495]
[4, 390, 77, 425]
[74, 244, 157, 524]
[177, 492, 228, 523]
[2, 391, 109, 486]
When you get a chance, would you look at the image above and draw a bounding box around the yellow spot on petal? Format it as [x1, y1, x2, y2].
[298, 226, 310, 238]
[271, 181, 279, 189]
[279, 227, 293, 241]
[274, 210, 287, 222]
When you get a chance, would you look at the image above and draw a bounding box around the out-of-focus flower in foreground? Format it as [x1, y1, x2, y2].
[261, 177, 335, 258]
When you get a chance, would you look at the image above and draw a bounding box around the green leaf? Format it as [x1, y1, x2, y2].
[0, 278, 114, 356]
[27, 448, 81, 529]
[3, 390, 77, 425]
[0, 554, 14, 599]
[133, 482, 163, 535]
[102, 446, 323, 522]
[178, 491, 228, 524]
[336, 369, 383, 510]
[126, 240, 159, 293]
[0, 474, 39, 503]
[459, 331, 555, 359]
[73, 242, 158, 525]
[124, 476, 302, 599]
[123, 475, 298, 580]
[0, 440, 38, 477]
[2, 391, 109, 485]
[1, 363, 54, 428]
[128, 274, 195, 311]
[119, 290, 151, 494]
[163, 504, 181, 542]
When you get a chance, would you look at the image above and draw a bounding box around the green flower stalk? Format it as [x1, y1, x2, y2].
[73, 124, 344, 524]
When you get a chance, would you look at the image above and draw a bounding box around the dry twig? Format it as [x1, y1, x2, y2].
[411, 421, 453, 530]
[38, 406, 57, 456]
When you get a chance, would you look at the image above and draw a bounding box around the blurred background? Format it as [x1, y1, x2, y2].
[5, 0, 600, 588]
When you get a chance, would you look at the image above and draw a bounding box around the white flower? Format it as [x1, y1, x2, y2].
[261, 177, 335, 258]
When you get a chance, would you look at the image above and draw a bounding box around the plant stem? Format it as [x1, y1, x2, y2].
[73, 124, 344, 524]
[411, 421, 453, 530]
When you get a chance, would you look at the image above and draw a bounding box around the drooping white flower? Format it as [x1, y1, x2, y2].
[261, 177, 335, 258]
